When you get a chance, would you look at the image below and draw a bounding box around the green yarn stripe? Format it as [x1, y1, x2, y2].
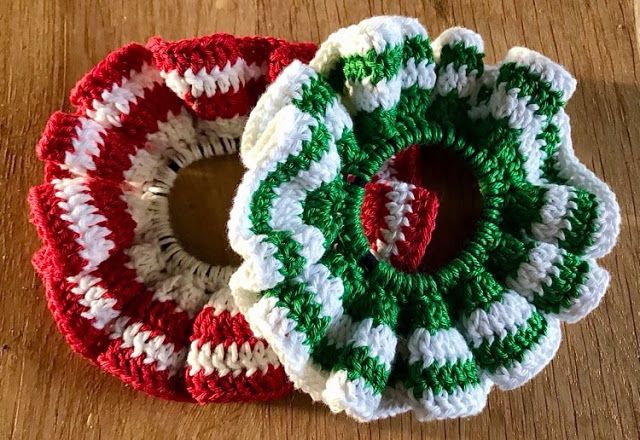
[335, 128, 362, 175]
[558, 189, 600, 254]
[486, 233, 536, 281]
[344, 284, 399, 328]
[489, 233, 594, 316]
[539, 122, 564, 182]
[529, 253, 592, 314]
[354, 82, 434, 153]
[502, 183, 600, 255]
[407, 296, 453, 335]
[430, 42, 485, 128]
[438, 42, 484, 74]
[472, 311, 548, 373]
[456, 270, 508, 316]
[292, 75, 338, 117]
[310, 251, 396, 393]
[502, 183, 545, 227]
[342, 35, 433, 84]
[404, 34, 434, 65]
[263, 280, 331, 348]
[302, 178, 345, 248]
[248, 123, 332, 276]
[404, 357, 482, 399]
[478, 63, 567, 182]
[497, 62, 565, 118]
[312, 338, 389, 394]
[249, 74, 340, 279]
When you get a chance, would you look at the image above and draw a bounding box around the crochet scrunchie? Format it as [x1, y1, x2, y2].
[29, 34, 316, 402]
[228, 16, 620, 421]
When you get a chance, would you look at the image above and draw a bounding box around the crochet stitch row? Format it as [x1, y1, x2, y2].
[228, 16, 620, 421]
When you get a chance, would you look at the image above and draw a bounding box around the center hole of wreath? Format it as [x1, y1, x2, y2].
[168, 156, 243, 267]
[364, 147, 482, 273]
[419, 148, 482, 271]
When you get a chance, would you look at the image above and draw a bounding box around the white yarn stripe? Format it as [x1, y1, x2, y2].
[311, 16, 426, 76]
[64, 270, 187, 376]
[111, 317, 187, 375]
[552, 110, 621, 258]
[64, 117, 105, 174]
[63, 64, 162, 175]
[321, 17, 407, 58]
[243, 104, 318, 175]
[486, 83, 548, 184]
[554, 262, 609, 323]
[461, 291, 535, 348]
[269, 141, 340, 265]
[245, 296, 313, 377]
[490, 316, 561, 390]
[504, 47, 576, 102]
[322, 98, 354, 140]
[325, 316, 396, 368]
[241, 62, 317, 157]
[87, 63, 162, 127]
[432, 27, 485, 57]
[296, 263, 344, 322]
[374, 155, 398, 182]
[150, 275, 209, 318]
[53, 178, 114, 272]
[244, 105, 317, 172]
[435, 63, 480, 98]
[411, 379, 490, 421]
[142, 109, 198, 159]
[208, 288, 241, 317]
[530, 184, 576, 243]
[346, 58, 436, 113]
[347, 73, 404, 113]
[197, 115, 247, 139]
[403, 58, 437, 90]
[407, 327, 472, 367]
[375, 181, 415, 260]
[506, 242, 564, 301]
[68, 272, 119, 330]
[161, 60, 266, 99]
[323, 371, 383, 421]
[187, 340, 280, 377]
[230, 100, 350, 291]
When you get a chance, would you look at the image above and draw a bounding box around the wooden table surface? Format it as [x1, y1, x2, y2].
[1, 1, 639, 439]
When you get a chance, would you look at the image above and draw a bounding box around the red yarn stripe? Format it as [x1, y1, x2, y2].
[98, 341, 192, 401]
[187, 365, 292, 404]
[70, 43, 153, 112]
[87, 85, 184, 181]
[190, 308, 261, 350]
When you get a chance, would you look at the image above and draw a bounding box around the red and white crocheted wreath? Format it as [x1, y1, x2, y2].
[29, 32, 438, 403]
[29, 35, 317, 402]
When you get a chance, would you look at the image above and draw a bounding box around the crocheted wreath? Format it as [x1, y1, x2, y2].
[228, 16, 620, 421]
[29, 35, 316, 402]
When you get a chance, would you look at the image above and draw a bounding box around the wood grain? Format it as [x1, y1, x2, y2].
[1, 1, 639, 439]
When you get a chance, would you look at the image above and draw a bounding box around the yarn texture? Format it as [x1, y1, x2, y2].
[29, 34, 316, 402]
[228, 16, 620, 421]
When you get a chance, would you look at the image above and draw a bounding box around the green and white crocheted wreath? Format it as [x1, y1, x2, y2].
[228, 16, 620, 422]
